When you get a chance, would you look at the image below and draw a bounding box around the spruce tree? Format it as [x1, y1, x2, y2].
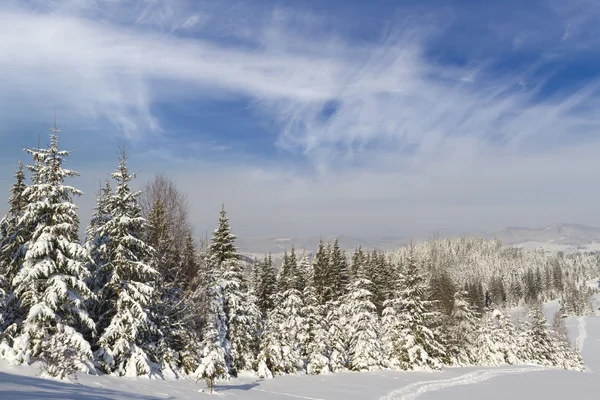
[257, 288, 308, 376]
[350, 246, 366, 281]
[11, 132, 94, 374]
[342, 278, 383, 371]
[94, 151, 159, 377]
[301, 256, 330, 374]
[0, 162, 28, 336]
[395, 246, 445, 370]
[381, 297, 404, 369]
[326, 300, 348, 372]
[525, 303, 559, 366]
[312, 240, 330, 305]
[209, 205, 237, 280]
[85, 180, 112, 297]
[328, 239, 348, 300]
[446, 290, 479, 365]
[303, 285, 330, 374]
[209, 206, 259, 374]
[253, 254, 276, 317]
[195, 260, 231, 392]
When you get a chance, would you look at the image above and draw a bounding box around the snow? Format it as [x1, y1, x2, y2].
[1, 308, 600, 399]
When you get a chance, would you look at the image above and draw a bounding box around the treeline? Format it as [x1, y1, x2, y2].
[0, 131, 594, 389]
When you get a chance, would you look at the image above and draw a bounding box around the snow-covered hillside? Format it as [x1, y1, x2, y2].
[1, 307, 599, 399]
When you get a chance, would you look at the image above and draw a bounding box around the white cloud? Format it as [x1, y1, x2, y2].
[1, 1, 600, 238]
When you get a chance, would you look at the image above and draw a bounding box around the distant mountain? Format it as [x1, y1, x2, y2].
[235, 223, 600, 256]
[484, 223, 600, 246]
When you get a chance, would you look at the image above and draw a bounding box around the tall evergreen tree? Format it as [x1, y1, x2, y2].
[395, 246, 446, 370]
[342, 278, 383, 371]
[85, 180, 112, 297]
[446, 290, 479, 365]
[350, 247, 366, 280]
[328, 239, 349, 301]
[11, 132, 94, 374]
[194, 259, 231, 392]
[257, 288, 308, 377]
[209, 206, 259, 374]
[94, 150, 159, 377]
[253, 254, 276, 317]
[0, 162, 28, 336]
[312, 240, 330, 305]
[209, 205, 237, 280]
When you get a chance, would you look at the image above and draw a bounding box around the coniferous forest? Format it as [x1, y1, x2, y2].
[0, 131, 598, 389]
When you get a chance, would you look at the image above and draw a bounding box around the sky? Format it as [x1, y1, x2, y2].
[0, 0, 599, 240]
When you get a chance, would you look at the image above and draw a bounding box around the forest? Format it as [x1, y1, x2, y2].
[0, 131, 598, 391]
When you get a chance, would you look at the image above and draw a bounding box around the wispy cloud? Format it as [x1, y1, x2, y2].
[1, 0, 600, 237]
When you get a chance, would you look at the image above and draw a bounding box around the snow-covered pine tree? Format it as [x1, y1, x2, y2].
[446, 290, 479, 365]
[342, 277, 383, 371]
[209, 205, 260, 374]
[277, 250, 290, 292]
[380, 297, 403, 369]
[180, 232, 199, 290]
[473, 310, 507, 366]
[312, 240, 330, 305]
[85, 180, 112, 299]
[253, 254, 276, 318]
[257, 287, 308, 376]
[328, 239, 348, 301]
[366, 250, 388, 314]
[94, 150, 160, 377]
[195, 259, 231, 393]
[301, 256, 330, 375]
[524, 303, 569, 368]
[208, 205, 238, 281]
[11, 131, 95, 375]
[551, 309, 585, 371]
[350, 247, 366, 281]
[278, 246, 304, 294]
[326, 299, 348, 372]
[0, 161, 28, 338]
[395, 245, 446, 370]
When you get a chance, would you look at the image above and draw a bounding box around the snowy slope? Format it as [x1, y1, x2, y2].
[1, 309, 600, 400]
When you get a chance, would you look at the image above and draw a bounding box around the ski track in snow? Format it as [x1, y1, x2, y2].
[378, 367, 547, 400]
[253, 388, 328, 400]
[576, 316, 587, 354]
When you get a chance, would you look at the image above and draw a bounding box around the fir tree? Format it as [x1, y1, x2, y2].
[257, 288, 308, 376]
[303, 286, 330, 374]
[11, 132, 95, 374]
[85, 180, 112, 297]
[395, 246, 445, 370]
[446, 291, 479, 365]
[208, 205, 237, 280]
[0, 161, 28, 336]
[525, 303, 561, 367]
[312, 240, 330, 305]
[342, 278, 382, 371]
[94, 150, 159, 377]
[254, 254, 276, 317]
[301, 259, 330, 375]
[326, 300, 348, 372]
[278, 246, 304, 293]
[350, 247, 366, 281]
[209, 206, 259, 374]
[195, 262, 231, 393]
[328, 239, 348, 300]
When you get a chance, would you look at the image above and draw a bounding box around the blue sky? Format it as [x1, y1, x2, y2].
[0, 0, 599, 239]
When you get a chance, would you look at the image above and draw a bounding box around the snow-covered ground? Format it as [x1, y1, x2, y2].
[1, 304, 599, 399]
